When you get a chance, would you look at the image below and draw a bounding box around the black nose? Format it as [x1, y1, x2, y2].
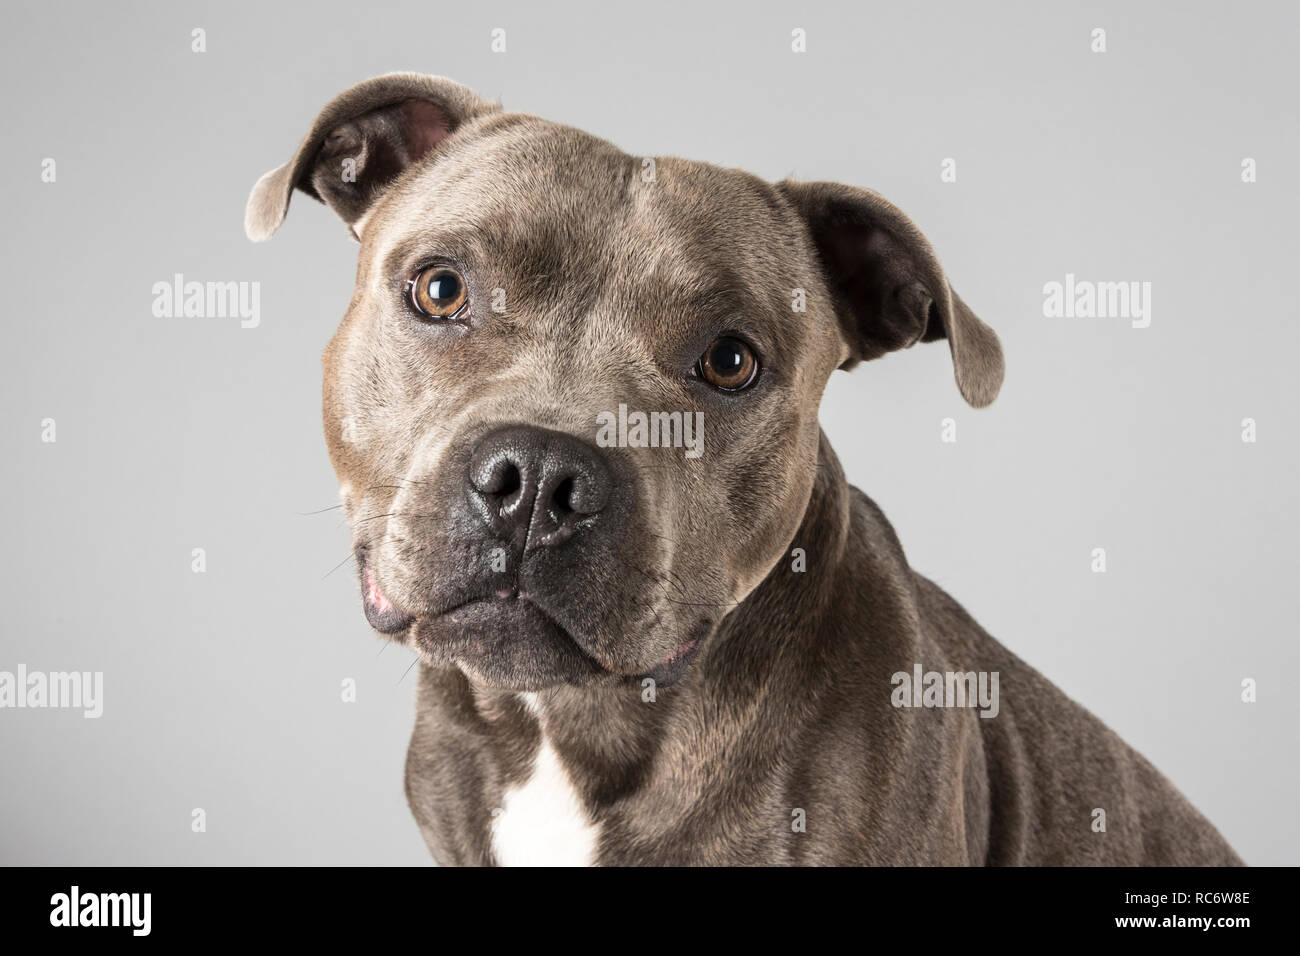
[468, 426, 613, 549]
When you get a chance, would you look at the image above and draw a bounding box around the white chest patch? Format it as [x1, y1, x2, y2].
[490, 695, 599, 867]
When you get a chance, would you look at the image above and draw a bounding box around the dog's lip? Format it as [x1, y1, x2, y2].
[355, 550, 709, 682]
[437, 590, 607, 659]
[437, 588, 528, 617]
[357, 550, 416, 634]
[638, 637, 702, 686]
[431, 592, 702, 682]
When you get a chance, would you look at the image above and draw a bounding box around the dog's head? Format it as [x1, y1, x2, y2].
[247, 73, 1003, 691]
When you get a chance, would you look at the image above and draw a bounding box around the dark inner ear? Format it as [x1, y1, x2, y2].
[306, 99, 453, 229]
[807, 206, 934, 367]
[921, 301, 946, 341]
[781, 179, 1004, 407]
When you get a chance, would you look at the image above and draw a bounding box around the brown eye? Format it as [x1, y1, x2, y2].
[697, 336, 759, 391]
[408, 265, 467, 319]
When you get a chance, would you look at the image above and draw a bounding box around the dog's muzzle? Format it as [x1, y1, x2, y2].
[356, 424, 675, 689]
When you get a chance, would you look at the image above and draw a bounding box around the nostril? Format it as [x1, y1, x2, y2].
[497, 463, 522, 499]
[551, 477, 575, 515]
[474, 455, 523, 500]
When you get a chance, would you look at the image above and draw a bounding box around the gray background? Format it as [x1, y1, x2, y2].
[1, 0, 1295, 865]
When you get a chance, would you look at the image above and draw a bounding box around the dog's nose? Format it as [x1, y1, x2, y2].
[468, 426, 613, 549]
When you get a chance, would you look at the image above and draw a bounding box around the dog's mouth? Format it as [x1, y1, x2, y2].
[638, 636, 702, 686]
[355, 549, 704, 688]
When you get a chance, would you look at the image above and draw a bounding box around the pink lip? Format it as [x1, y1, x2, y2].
[638, 637, 703, 686]
[365, 566, 394, 614]
[358, 553, 415, 634]
[660, 639, 698, 667]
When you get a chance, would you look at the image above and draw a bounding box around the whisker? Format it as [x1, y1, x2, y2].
[321, 551, 359, 581]
[398, 655, 421, 684]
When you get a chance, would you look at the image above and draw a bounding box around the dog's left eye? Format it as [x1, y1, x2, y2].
[696, 336, 759, 391]
[407, 265, 468, 319]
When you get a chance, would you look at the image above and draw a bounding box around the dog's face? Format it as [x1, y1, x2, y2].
[247, 74, 1003, 691]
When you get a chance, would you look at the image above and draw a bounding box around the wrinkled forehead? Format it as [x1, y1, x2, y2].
[364, 115, 816, 328]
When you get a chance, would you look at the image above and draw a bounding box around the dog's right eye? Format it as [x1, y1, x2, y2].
[406, 265, 468, 319]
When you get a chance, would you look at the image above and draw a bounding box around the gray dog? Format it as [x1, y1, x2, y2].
[246, 73, 1240, 866]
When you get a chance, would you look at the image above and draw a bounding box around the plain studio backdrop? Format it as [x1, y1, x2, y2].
[1, 0, 1296, 865]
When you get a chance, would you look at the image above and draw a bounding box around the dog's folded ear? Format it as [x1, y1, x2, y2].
[779, 180, 1004, 408]
[245, 73, 499, 242]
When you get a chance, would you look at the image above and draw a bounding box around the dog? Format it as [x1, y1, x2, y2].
[246, 73, 1241, 866]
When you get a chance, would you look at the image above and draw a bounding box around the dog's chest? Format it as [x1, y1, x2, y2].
[490, 695, 599, 866]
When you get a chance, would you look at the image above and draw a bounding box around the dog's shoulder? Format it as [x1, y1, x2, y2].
[906, 572, 1242, 865]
